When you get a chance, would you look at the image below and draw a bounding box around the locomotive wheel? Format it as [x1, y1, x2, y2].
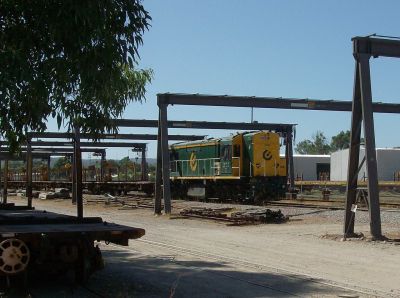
[0, 239, 30, 275]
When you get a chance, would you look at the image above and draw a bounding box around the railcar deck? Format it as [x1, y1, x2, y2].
[0, 209, 145, 246]
[4, 180, 155, 195]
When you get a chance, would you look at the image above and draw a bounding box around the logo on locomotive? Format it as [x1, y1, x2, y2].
[263, 149, 272, 160]
[189, 151, 197, 171]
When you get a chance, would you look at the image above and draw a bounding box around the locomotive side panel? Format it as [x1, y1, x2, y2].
[170, 141, 219, 177]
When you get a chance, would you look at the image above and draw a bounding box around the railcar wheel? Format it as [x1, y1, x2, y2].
[0, 239, 30, 275]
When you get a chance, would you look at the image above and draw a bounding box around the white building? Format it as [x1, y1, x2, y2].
[281, 154, 331, 180]
[330, 147, 400, 181]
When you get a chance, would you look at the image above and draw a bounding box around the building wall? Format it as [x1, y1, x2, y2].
[376, 149, 400, 181]
[292, 155, 330, 180]
[330, 148, 400, 181]
[330, 149, 366, 181]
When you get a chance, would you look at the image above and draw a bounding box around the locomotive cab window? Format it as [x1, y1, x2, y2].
[170, 152, 177, 172]
[221, 145, 232, 161]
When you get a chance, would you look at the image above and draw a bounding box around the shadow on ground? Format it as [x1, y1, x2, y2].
[0, 248, 360, 298]
[87, 249, 358, 298]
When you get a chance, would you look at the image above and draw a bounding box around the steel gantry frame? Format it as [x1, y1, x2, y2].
[156, 52, 400, 236]
[113, 118, 296, 215]
[344, 36, 400, 239]
[0, 146, 107, 208]
[154, 101, 297, 215]
[0, 130, 206, 218]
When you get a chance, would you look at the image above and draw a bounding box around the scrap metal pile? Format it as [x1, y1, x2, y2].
[84, 194, 157, 209]
[180, 207, 288, 225]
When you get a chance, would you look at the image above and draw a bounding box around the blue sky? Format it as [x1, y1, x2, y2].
[46, 1, 400, 159]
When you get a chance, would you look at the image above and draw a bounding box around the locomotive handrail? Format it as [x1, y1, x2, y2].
[170, 157, 240, 177]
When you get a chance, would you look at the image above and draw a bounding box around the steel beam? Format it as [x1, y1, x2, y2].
[157, 93, 400, 113]
[28, 141, 146, 148]
[29, 132, 205, 141]
[115, 119, 295, 132]
[353, 36, 400, 59]
[0, 148, 105, 155]
[0, 152, 70, 159]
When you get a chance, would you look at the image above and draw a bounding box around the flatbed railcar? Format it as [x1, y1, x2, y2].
[0, 206, 144, 283]
[4, 180, 154, 196]
[169, 131, 288, 203]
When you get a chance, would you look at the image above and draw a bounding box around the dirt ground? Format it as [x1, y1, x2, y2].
[5, 195, 400, 298]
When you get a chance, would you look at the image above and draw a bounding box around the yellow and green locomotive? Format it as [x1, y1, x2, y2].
[169, 131, 287, 202]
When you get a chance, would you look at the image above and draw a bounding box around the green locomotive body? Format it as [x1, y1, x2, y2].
[170, 131, 287, 202]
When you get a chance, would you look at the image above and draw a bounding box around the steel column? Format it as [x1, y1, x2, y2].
[141, 147, 147, 181]
[26, 140, 33, 208]
[74, 126, 83, 219]
[154, 110, 163, 215]
[287, 129, 295, 190]
[359, 54, 382, 239]
[159, 101, 172, 214]
[100, 152, 106, 182]
[2, 159, 8, 204]
[72, 153, 77, 203]
[47, 156, 51, 181]
[344, 61, 363, 236]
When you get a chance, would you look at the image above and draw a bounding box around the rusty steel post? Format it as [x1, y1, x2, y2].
[358, 54, 381, 239]
[344, 61, 362, 237]
[2, 159, 8, 204]
[141, 146, 147, 181]
[74, 125, 83, 219]
[100, 152, 106, 182]
[159, 101, 172, 214]
[72, 153, 77, 203]
[47, 156, 51, 181]
[287, 128, 295, 191]
[154, 110, 163, 215]
[26, 140, 33, 208]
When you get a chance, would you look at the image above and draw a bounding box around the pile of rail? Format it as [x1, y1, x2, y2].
[180, 207, 288, 224]
[84, 194, 157, 209]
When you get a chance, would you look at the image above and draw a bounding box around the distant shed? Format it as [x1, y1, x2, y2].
[282, 154, 330, 180]
[330, 147, 400, 181]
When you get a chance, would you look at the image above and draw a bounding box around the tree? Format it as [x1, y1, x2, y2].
[52, 157, 71, 178]
[295, 131, 331, 155]
[53, 157, 71, 170]
[329, 130, 365, 152]
[330, 130, 350, 152]
[0, 1, 152, 150]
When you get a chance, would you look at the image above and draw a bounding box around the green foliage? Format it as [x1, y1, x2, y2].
[330, 130, 350, 152]
[295, 130, 362, 154]
[295, 131, 331, 155]
[0, 1, 152, 150]
[53, 157, 70, 170]
[118, 156, 132, 168]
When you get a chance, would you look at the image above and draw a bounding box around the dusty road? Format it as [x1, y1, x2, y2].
[6, 196, 400, 297]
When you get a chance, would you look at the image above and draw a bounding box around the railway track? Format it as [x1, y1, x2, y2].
[265, 199, 400, 211]
[104, 239, 384, 297]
